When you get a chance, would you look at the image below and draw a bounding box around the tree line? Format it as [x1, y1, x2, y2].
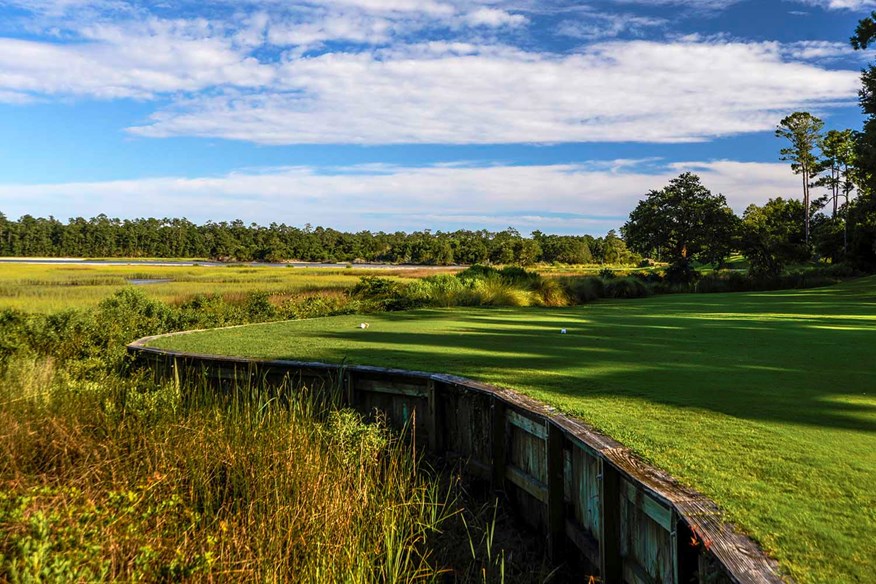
[0, 213, 638, 266]
[5, 15, 876, 274]
[621, 13, 876, 280]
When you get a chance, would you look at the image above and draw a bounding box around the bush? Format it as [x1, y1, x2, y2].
[456, 265, 499, 281]
[350, 276, 425, 311]
[411, 274, 470, 307]
[351, 276, 399, 298]
[471, 274, 532, 307]
[457, 264, 542, 287]
[695, 271, 751, 294]
[819, 263, 866, 279]
[243, 291, 278, 322]
[665, 260, 698, 285]
[531, 278, 570, 307]
[603, 277, 652, 299]
[632, 271, 664, 284]
[289, 295, 359, 319]
[498, 266, 541, 286]
[177, 294, 244, 329]
[562, 277, 604, 303]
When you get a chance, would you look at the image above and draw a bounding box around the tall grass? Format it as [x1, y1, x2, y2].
[0, 280, 564, 583]
[0, 359, 453, 582]
[0, 264, 406, 313]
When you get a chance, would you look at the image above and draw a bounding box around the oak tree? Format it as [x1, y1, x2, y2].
[621, 173, 738, 281]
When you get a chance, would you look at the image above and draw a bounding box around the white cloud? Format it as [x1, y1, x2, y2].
[782, 40, 859, 61]
[264, 10, 396, 47]
[127, 39, 859, 144]
[0, 0, 864, 144]
[557, 12, 665, 41]
[465, 7, 527, 27]
[0, 19, 274, 100]
[303, 0, 456, 16]
[606, 0, 744, 10]
[610, 0, 876, 10]
[796, 0, 876, 9]
[0, 160, 803, 233]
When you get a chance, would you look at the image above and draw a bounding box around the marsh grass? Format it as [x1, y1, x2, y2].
[0, 264, 414, 313]
[0, 359, 455, 582]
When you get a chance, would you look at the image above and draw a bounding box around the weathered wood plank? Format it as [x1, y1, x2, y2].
[426, 379, 439, 452]
[624, 556, 659, 584]
[567, 441, 602, 538]
[491, 397, 507, 491]
[507, 409, 548, 439]
[355, 377, 428, 397]
[623, 479, 674, 532]
[506, 464, 549, 503]
[546, 422, 566, 562]
[509, 422, 547, 485]
[565, 519, 601, 570]
[599, 458, 623, 584]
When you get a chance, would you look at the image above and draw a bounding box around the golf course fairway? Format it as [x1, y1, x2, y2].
[150, 277, 876, 584]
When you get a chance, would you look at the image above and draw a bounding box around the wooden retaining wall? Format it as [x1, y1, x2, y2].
[128, 338, 787, 584]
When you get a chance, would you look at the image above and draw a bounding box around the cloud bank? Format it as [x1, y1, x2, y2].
[0, 0, 864, 145]
[0, 161, 802, 234]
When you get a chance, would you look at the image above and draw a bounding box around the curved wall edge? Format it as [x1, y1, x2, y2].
[128, 333, 788, 584]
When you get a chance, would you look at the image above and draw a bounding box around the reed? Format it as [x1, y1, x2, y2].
[0, 359, 453, 582]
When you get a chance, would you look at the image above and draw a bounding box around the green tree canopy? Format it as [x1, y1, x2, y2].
[816, 129, 856, 219]
[621, 173, 739, 277]
[849, 12, 876, 268]
[739, 198, 809, 276]
[776, 111, 824, 246]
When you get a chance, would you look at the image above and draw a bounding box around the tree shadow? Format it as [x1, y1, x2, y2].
[273, 282, 876, 434]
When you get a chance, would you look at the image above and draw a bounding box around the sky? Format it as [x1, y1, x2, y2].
[0, 0, 875, 235]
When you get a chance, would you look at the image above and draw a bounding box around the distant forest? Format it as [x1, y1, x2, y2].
[0, 214, 638, 265]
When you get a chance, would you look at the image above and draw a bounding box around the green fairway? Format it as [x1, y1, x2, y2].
[151, 278, 876, 584]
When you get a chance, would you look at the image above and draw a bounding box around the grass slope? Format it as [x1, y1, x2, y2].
[152, 278, 876, 584]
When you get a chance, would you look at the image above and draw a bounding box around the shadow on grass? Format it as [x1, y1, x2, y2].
[273, 281, 876, 434]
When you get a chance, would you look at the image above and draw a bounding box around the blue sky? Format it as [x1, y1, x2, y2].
[0, 0, 873, 234]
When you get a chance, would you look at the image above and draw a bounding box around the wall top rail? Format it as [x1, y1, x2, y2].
[128, 333, 787, 584]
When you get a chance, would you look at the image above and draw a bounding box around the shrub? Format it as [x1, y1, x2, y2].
[289, 295, 359, 319]
[471, 274, 532, 307]
[351, 276, 399, 298]
[603, 277, 652, 299]
[665, 260, 699, 285]
[177, 294, 244, 329]
[531, 278, 570, 307]
[695, 271, 751, 294]
[632, 271, 664, 284]
[498, 266, 541, 287]
[562, 277, 605, 303]
[242, 291, 278, 322]
[456, 265, 499, 281]
[350, 276, 425, 311]
[413, 274, 469, 307]
[819, 263, 865, 279]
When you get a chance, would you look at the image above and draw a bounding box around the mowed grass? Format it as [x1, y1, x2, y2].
[153, 277, 876, 584]
[0, 264, 446, 312]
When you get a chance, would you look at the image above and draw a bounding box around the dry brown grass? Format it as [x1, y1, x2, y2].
[0, 361, 450, 582]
